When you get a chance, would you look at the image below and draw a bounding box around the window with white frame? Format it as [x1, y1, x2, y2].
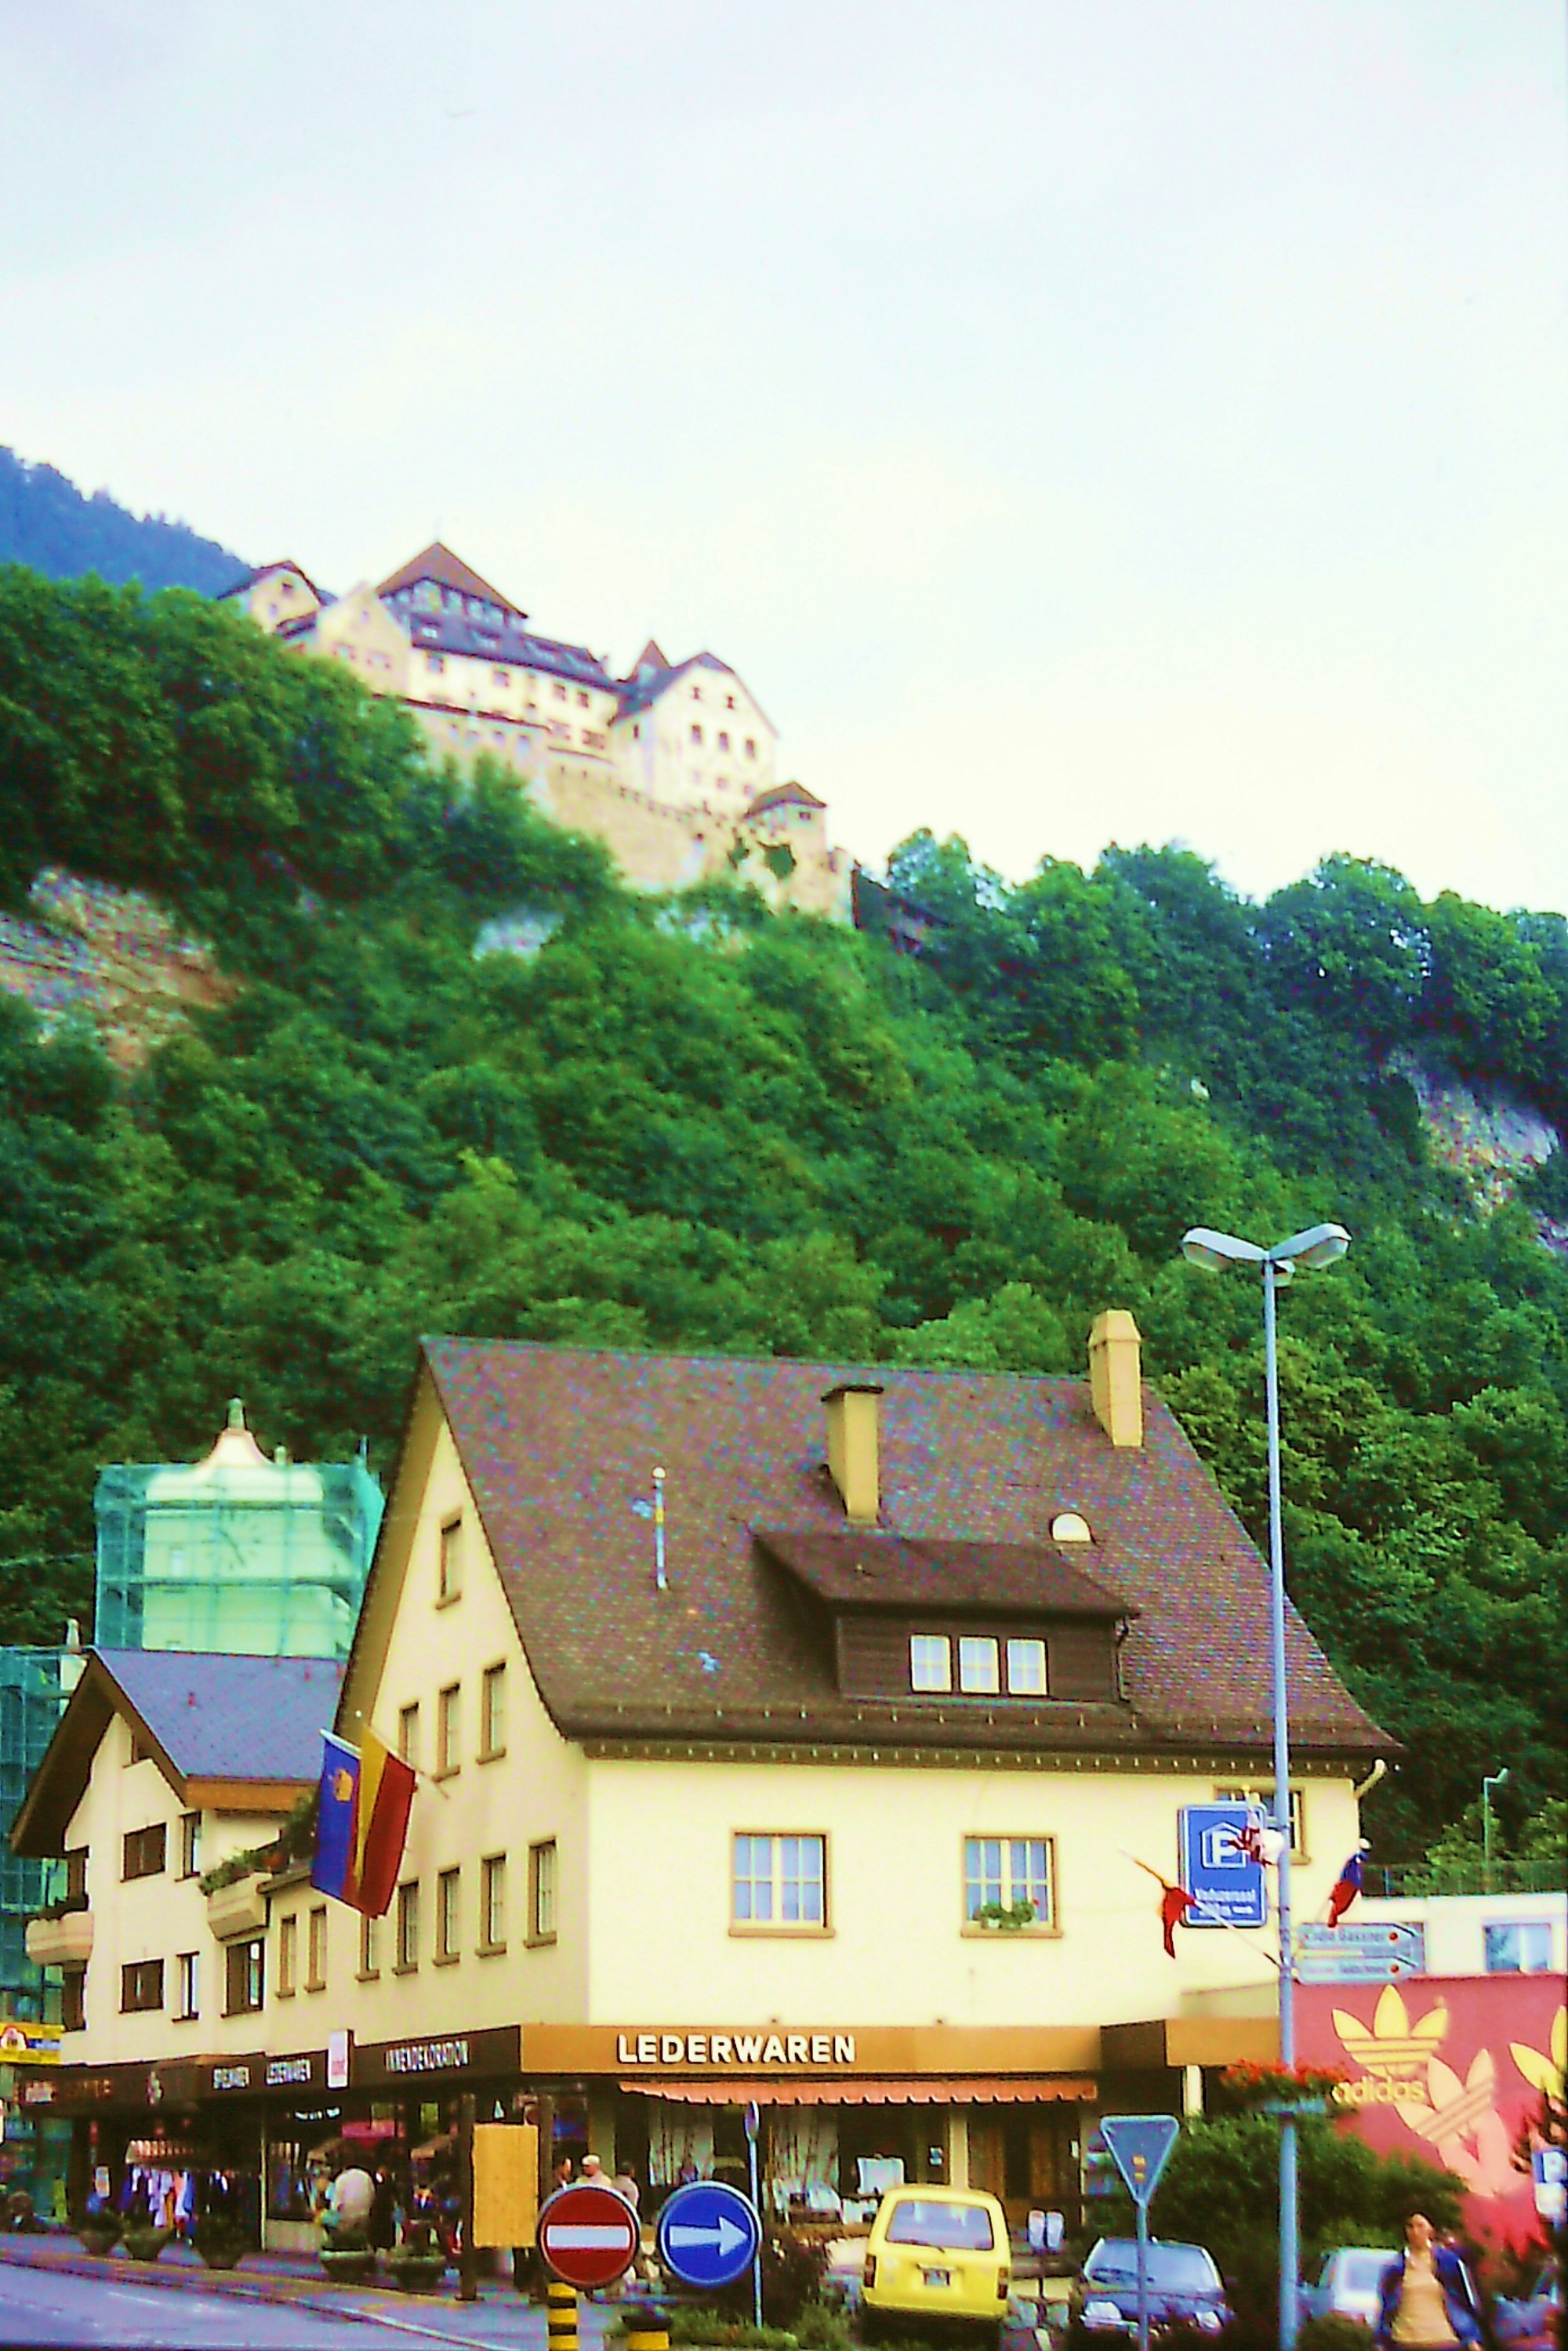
[528, 1840, 557, 1944]
[964, 1837, 1055, 1928]
[909, 1634, 952, 1692]
[175, 1952, 199, 2020]
[958, 1636, 1000, 1693]
[732, 1834, 826, 1929]
[1214, 1783, 1306, 1858]
[1006, 1638, 1047, 1696]
[481, 1853, 507, 1951]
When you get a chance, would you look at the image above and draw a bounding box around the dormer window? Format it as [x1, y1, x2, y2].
[909, 1634, 950, 1692]
[957, 1636, 1000, 1693]
[1006, 1637, 1047, 1695]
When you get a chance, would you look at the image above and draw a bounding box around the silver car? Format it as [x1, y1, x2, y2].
[1301, 2248, 1396, 2327]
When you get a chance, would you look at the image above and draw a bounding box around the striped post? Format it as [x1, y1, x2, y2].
[625, 2307, 670, 2351]
[547, 2278, 579, 2351]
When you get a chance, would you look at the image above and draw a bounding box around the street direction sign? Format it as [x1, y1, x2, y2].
[537, 2182, 641, 2288]
[1178, 1805, 1269, 1928]
[1100, 2116, 1180, 2210]
[1295, 1921, 1426, 1983]
[656, 2179, 762, 2291]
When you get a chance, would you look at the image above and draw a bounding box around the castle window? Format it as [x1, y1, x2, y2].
[718, 731, 730, 751]
[744, 738, 757, 757]
[632, 724, 641, 739]
[725, 694, 735, 709]
[576, 690, 590, 708]
[691, 724, 703, 745]
[691, 684, 702, 699]
[554, 681, 567, 700]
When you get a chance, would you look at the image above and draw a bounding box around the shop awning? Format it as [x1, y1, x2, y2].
[623, 2077, 1095, 2105]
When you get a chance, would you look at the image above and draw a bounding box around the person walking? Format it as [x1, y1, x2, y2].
[1375, 2213, 1482, 2349]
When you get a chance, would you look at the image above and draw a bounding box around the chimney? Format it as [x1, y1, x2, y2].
[1088, 1310, 1144, 1448]
[823, 1384, 883, 1523]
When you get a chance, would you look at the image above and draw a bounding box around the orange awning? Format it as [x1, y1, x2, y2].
[623, 2077, 1095, 2105]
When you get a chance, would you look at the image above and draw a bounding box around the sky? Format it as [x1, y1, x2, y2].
[3, 1, 1566, 916]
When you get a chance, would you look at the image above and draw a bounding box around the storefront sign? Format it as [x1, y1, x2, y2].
[266, 2055, 318, 2090]
[327, 2031, 350, 2091]
[615, 2030, 857, 2069]
[353, 2023, 519, 2089]
[205, 2054, 266, 2095]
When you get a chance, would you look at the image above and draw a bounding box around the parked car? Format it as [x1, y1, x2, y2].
[1069, 2237, 1231, 2341]
[1301, 2247, 1399, 2327]
[1494, 2261, 1560, 2351]
[861, 2186, 1012, 2342]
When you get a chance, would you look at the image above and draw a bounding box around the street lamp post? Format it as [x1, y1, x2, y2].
[1482, 1769, 1509, 1894]
[1181, 1222, 1352, 2351]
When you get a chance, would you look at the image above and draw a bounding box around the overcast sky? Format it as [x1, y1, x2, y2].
[4, 2, 1566, 915]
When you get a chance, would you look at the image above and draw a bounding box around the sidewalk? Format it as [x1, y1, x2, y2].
[0, 2229, 616, 2344]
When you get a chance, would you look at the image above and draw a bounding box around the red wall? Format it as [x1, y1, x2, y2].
[1297, 1974, 1564, 2249]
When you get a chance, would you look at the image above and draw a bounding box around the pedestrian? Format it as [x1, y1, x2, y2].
[1374, 2212, 1482, 2349]
[578, 2153, 605, 2186]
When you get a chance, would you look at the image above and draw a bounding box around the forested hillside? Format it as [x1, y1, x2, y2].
[0, 448, 245, 596]
[1, 566, 1564, 1861]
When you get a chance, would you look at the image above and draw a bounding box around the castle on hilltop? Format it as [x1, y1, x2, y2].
[223, 545, 851, 919]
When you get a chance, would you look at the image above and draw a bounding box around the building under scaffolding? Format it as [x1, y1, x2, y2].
[0, 1643, 80, 2013]
[93, 1402, 383, 1660]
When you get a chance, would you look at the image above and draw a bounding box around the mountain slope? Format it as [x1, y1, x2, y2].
[0, 563, 1563, 1866]
[0, 447, 245, 595]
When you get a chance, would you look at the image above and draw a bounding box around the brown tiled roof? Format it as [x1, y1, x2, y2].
[753, 1529, 1134, 1617]
[746, 782, 825, 815]
[376, 541, 520, 612]
[420, 1341, 1393, 1765]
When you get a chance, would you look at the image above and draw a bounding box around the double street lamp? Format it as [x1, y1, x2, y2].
[1181, 1221, 1352, 2351]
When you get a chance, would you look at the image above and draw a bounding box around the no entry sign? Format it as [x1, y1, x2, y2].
[537, 2182, 641, 2288]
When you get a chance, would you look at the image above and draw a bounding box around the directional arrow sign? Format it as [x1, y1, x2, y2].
[656, 2179, 762, 2290]
[538, 2182, 641, 2288]
[1100, 2115, 1180, 2211]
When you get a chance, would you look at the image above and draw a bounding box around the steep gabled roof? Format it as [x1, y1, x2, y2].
[219, 559, 325, 603]
[376, 542, 521, 615]
[746, 781, 825, 817]
[615, 648, 775, 731]
[407, 1341, 1391, 1765]
[10, 1651, 339, 1856]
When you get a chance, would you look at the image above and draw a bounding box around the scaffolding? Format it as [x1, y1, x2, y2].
[0, 1648, 74, 2012]
[93, 1402, 383, 1662]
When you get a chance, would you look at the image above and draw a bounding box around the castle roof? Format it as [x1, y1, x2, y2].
[376, 541, 521, 614]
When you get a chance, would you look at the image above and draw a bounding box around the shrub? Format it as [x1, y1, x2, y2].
[1296, 2319, 1374, 2351]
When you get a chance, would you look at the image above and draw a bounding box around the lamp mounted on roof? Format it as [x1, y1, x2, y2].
[822, 1384, 882, 1525]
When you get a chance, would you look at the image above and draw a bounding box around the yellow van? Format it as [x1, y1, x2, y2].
[862, 2186, 1011, 2340]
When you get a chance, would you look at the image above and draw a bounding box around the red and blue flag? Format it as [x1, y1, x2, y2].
[1327, 1847, 1364, 1928]
[311, 1728, 416, 1917]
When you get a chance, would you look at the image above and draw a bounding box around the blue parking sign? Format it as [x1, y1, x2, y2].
[1178, 1804, 1268, 1928]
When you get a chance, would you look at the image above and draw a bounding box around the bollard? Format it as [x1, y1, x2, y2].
[624, 2304, 670, 2351]
[548, 2277, 579, 2351]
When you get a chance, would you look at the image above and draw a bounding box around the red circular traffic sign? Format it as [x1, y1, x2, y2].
[537, 2182, 640, 2288]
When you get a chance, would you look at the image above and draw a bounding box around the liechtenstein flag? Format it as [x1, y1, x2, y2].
[311, 1729, 416, 1917]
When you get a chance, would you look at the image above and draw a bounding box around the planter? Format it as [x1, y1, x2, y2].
[122, 2226, 174, 2263]
[78, 2223, 120, 2257]
[386, 2254, 448, 2294]
[196, 2241, 246, 2270]
[319, 2248, 379, 2284]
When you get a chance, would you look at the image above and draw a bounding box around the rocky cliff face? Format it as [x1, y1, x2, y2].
[0, 869, 228, 1066]
[1390, 1048, 1565, 1253]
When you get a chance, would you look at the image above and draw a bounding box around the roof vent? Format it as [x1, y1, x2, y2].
[822, 1384, 882, 1526]
[1051, 1511, 1093, 1544]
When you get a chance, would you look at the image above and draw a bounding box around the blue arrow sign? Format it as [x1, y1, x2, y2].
[656, 2180, 762, 2290]
[1100, 2115, 1180, 2210]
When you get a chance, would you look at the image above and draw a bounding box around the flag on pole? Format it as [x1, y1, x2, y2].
[1326, 1848, 1365, 1928]
[310, 1728, 416, 1916]
[1127, 1852, 1197, 1955]
[1160, 1881, 1196, 1957]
